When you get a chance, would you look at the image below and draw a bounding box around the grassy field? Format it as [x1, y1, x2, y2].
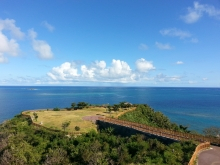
[23, 107, 135, 133]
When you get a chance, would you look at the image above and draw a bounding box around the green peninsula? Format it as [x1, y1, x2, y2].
[0, 103, 196, 165]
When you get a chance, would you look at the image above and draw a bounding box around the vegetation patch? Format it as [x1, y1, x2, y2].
[23, 104, 135, 133]
[119, 104, 190, 132]
[0, 115, 196, 164]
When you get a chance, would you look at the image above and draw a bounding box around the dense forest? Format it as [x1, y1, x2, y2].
[119, 104, 189, 132]
[0, 113, 196, 165]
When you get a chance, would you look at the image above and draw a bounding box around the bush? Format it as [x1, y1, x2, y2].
[75, 126, 80, 131]
[53, 107, 60, 111]
[65, 107, 72, 111]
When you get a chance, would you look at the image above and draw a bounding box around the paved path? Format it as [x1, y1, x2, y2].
[198, 145, 220, 165]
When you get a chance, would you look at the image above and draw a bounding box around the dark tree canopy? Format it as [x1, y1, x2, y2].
[77, 102, 89, 109]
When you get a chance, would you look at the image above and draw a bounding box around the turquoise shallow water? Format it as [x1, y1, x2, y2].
[0, 86, 220, 133]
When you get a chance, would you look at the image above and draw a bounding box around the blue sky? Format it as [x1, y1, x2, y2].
[0, 0, 220, 87]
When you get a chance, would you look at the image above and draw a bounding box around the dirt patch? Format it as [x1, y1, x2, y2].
[83, 115, 104, 122]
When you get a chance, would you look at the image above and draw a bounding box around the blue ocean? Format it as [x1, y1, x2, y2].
[0, 86, 220, 133]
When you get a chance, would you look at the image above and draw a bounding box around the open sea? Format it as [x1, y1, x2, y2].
[0, 86, 220, 133]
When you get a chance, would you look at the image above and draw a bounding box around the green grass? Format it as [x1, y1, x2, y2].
[23, 107, 134, 133]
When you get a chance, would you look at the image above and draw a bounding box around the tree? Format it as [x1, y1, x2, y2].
[43, 148, 69, 165]
[119, 102, 127, 108]
[80, 140, 103, 165]
[53, 107, 60, 111]
[119, 102, 132, 109]
[33, 112, 38, 121]
[71, 102, 76, 109]
[77, 102, 89, 109]
[104, 127, 114, 135]
[113, 104, 120, 112]
[62, 121, 71, 132]
[203, 126, 220, 137]
[107, 105, 112, 113]
[104, 103, 109, 112]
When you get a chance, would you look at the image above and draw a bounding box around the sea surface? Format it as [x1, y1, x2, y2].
[0, 86, 220, 133]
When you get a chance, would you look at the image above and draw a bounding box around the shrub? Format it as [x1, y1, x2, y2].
[65, 107, 72, 111]
[53, 107, 60, 111]
[75, 126, 80, 131]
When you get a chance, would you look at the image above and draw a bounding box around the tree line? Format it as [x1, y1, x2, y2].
[61, 101, 133, 112]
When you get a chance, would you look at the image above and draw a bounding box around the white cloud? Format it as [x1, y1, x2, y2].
[47, 62, 79, 81]
[0, 76, 50, 85]
[155, 73, 181, 82]
[0, 18, 24, 39]
[47, 58, 155, 83]
[28, 29, 53, 59]
[181, 1, 220, 23]
[81, 65, 95, 79]
[155, 42, 173, 50]
[176, 61, 184, 65]
[0, 18, 24, 63]
[160, 28, 191, 39]
[28, 29, 37, 39]
[0, 54, 8, 63]
[138, 43, 148, 50]
[191, 38, 198, 43]
[188, 80, 197, 84]
[203, 78, 208, 81]
[84, 59, 132, 81]
[41, 21, 55, 32]
[94, 60, 106, 69]
[135, 58, 155, 72]
[32, 40, 53, 59]
[108, 59, 132, 78]
[0, 32, 19, 56]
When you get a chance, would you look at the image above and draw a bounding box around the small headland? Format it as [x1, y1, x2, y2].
[22, 102, 136, 134]
[4, 102, 219, 164]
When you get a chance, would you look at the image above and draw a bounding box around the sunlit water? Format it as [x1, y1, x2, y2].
[0, 86, 220, 133]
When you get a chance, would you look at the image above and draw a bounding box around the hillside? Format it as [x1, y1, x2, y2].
[119, 104, 189, 132]
[0, 105, 196, 164]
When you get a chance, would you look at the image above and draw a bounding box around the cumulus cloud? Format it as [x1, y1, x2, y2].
[135, 58, 155, 72]
[155, 42, 173, 50]
[28, 29, 53, 59]
[176, 61, 184, 65]
[138, 43, 148, 50]
[0, 18, 24, 63]
[181, 1, 220, 23]
[160, 28, 191, 39]
[41, 21, 55, 32]
[47, 62, 79, 81]
[47, 58, 155, 83]
[108, 59, 132, 78]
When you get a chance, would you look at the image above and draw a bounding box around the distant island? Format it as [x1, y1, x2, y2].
[0, 102, 216, 164]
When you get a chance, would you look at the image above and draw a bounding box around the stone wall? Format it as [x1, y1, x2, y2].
[96, 120, 177, 144]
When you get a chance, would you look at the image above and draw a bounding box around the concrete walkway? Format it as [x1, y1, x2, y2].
[198, 145, 220, 165]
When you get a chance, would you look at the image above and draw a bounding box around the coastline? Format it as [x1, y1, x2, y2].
[1, 86, 220, 133]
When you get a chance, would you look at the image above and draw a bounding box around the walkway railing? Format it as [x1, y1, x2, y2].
[188, 142, 210, 165]
[98, 117, 220, 145]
